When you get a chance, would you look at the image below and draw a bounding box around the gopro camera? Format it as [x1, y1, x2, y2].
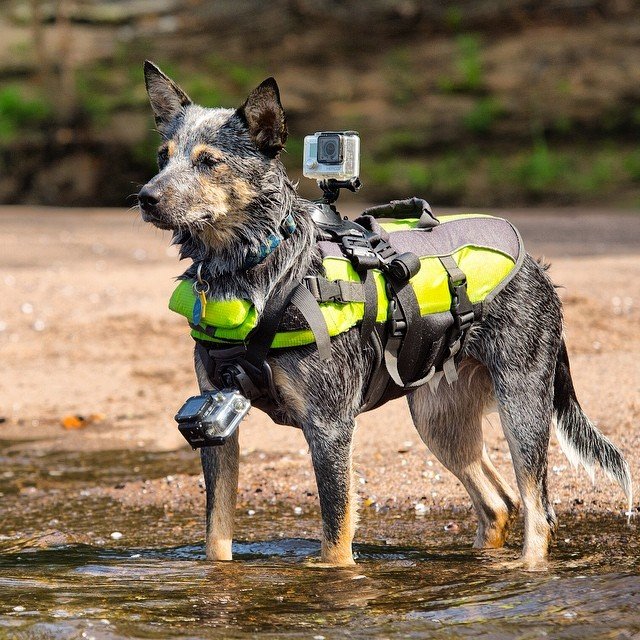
[303, 131, 360, 181]
[174, 389, 250, 448]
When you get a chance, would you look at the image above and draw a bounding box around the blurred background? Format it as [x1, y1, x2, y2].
[1, 0, 639, 208]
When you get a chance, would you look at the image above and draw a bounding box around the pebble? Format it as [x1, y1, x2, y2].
[398, 440, 414, 453]
[293, 506, 302, 515]
[444, 521, 460, 532]
[20, 303, 33, 315]
[13, 606, 25, 612]
[110, 531, 123, 540]
[247, 509, 256, 516]
[414, 503, 429, 516]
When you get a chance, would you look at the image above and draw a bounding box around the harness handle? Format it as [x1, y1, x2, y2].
[362, 198, 439, 229]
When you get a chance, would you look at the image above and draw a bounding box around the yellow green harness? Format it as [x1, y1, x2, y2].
[170, 209, 523, 412]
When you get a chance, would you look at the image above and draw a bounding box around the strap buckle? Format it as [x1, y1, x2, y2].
[449, 279, 474, 332]
[388, 298, 406, 337]
[342, 234, 379, 270]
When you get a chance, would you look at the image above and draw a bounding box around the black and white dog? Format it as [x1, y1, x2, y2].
[138, 61, 632, 567]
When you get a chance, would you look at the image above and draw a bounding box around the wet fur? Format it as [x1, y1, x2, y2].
[139, 63, 632, 567]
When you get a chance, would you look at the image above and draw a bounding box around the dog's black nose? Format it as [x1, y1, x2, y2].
[138, 186, 160, 212]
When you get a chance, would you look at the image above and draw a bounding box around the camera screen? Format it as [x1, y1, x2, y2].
[317, 134, 343, 165]
[178, 396, 209, 420]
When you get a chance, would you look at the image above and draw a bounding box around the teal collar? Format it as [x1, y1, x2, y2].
[243, 213, 296, 269]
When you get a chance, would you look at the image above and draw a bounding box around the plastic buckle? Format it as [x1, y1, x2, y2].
[388, 299, 406, 337]
[303, 276, 321, 300]
[342, 234, 373, 256]
[450, 282, 474, 331]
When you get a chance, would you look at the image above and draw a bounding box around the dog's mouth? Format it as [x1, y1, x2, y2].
[140, 207, 177, 231]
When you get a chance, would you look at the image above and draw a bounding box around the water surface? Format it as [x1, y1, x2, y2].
[1, 444, 638, 639]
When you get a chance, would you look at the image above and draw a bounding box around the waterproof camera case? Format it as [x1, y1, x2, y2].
[174, 389, 250, 448]
[303, 131, 360, 180]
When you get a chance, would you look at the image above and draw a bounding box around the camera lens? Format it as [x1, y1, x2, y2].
[317, 134, 342, 165]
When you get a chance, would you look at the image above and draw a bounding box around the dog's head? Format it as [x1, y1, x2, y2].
[138, 61, 288, 247]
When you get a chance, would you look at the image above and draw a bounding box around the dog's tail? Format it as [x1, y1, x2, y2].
[553, 339, 633, 514]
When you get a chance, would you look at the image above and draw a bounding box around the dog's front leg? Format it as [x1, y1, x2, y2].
[194, 347, 239, 561]
[200, 436, 239, 561]
[304, 421, 358, 566]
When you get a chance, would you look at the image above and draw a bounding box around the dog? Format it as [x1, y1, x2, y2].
[138, 61, 632, 567]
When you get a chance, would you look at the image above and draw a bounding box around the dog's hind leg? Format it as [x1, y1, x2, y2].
[303, 419, 358, 566]
[408, 360, 519, 549]
[466, 257, 563, 567]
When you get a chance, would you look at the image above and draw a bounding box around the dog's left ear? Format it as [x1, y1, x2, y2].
[237, 77, 288, 157]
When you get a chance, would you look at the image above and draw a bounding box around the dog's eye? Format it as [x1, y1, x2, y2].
[197, 153, 221, 169]
[157, 148, 169, 169]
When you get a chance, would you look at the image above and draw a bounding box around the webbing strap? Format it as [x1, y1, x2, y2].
[359, 270, 378, 348]
[437, 255, 474, 385]
[289, 284, 333, 361]
[244, 282, 298, 368]
[383, 279, 433, 388]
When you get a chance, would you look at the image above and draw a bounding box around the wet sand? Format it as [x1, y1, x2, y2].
[0, 205, 638, 521]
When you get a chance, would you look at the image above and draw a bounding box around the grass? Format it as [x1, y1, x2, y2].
[361, 142, 640, 206]
[0, 85, 52, 142]
[463, 97, 505, 134]
[438, 34, 484, 94]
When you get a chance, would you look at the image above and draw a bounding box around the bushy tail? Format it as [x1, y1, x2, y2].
[553, 340, 633, 514]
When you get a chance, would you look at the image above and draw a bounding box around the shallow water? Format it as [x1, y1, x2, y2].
[1, 444, 638, 639]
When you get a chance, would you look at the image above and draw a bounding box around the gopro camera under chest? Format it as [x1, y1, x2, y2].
[174, 390, 250, 448]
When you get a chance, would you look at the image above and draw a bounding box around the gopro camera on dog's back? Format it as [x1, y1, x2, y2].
[303, 131, 360, 181]
[174, 389, 250, 448]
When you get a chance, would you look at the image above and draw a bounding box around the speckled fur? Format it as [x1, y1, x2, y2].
[139, 63, 631, 567]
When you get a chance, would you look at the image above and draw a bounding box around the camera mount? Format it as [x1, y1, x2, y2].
[318, 177, 362, 205]
[310, 177, 363, 228]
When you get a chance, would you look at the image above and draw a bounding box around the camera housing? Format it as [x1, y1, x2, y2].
[174, 389, 250, 448]
[303, 131, 360, 181]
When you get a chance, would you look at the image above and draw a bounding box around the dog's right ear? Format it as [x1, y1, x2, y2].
[144, 60, 192, 135]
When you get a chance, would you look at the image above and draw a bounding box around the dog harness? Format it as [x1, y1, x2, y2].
[169, 202, 524, 415]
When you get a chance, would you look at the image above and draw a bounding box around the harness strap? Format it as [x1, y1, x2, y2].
[437, 255, 475, 384]
[384, 278, 434, 388]
[289, 284, 332, 361]
[359, 270, 378, 348]
[243, 281, 299, 368]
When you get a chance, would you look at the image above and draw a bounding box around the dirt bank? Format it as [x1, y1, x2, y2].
[0, 206, 638, 523]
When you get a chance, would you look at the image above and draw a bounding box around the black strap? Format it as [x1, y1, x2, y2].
[437, 255, 475, 384]
[359, 270, 378, 348]
[289, 284, 333, 361]
[439, 255, 474, 335]
[243, 282, 299, 368]
[383, 278, 432, 388]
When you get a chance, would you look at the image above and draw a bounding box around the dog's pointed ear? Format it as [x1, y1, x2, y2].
[144, 60, 192, 134]
[237, 77, 287, 157]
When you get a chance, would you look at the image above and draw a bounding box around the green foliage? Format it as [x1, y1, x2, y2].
[437, 34, 484, 94]
[623, 150, 640, 182]
[0, 86, 52, 141]
[513, 141, 568, 193]
[444, 6, 464, 31]
[463, 98, 504, 134]
[385, 47, 419, 106]
[456, 35, 483, 91]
